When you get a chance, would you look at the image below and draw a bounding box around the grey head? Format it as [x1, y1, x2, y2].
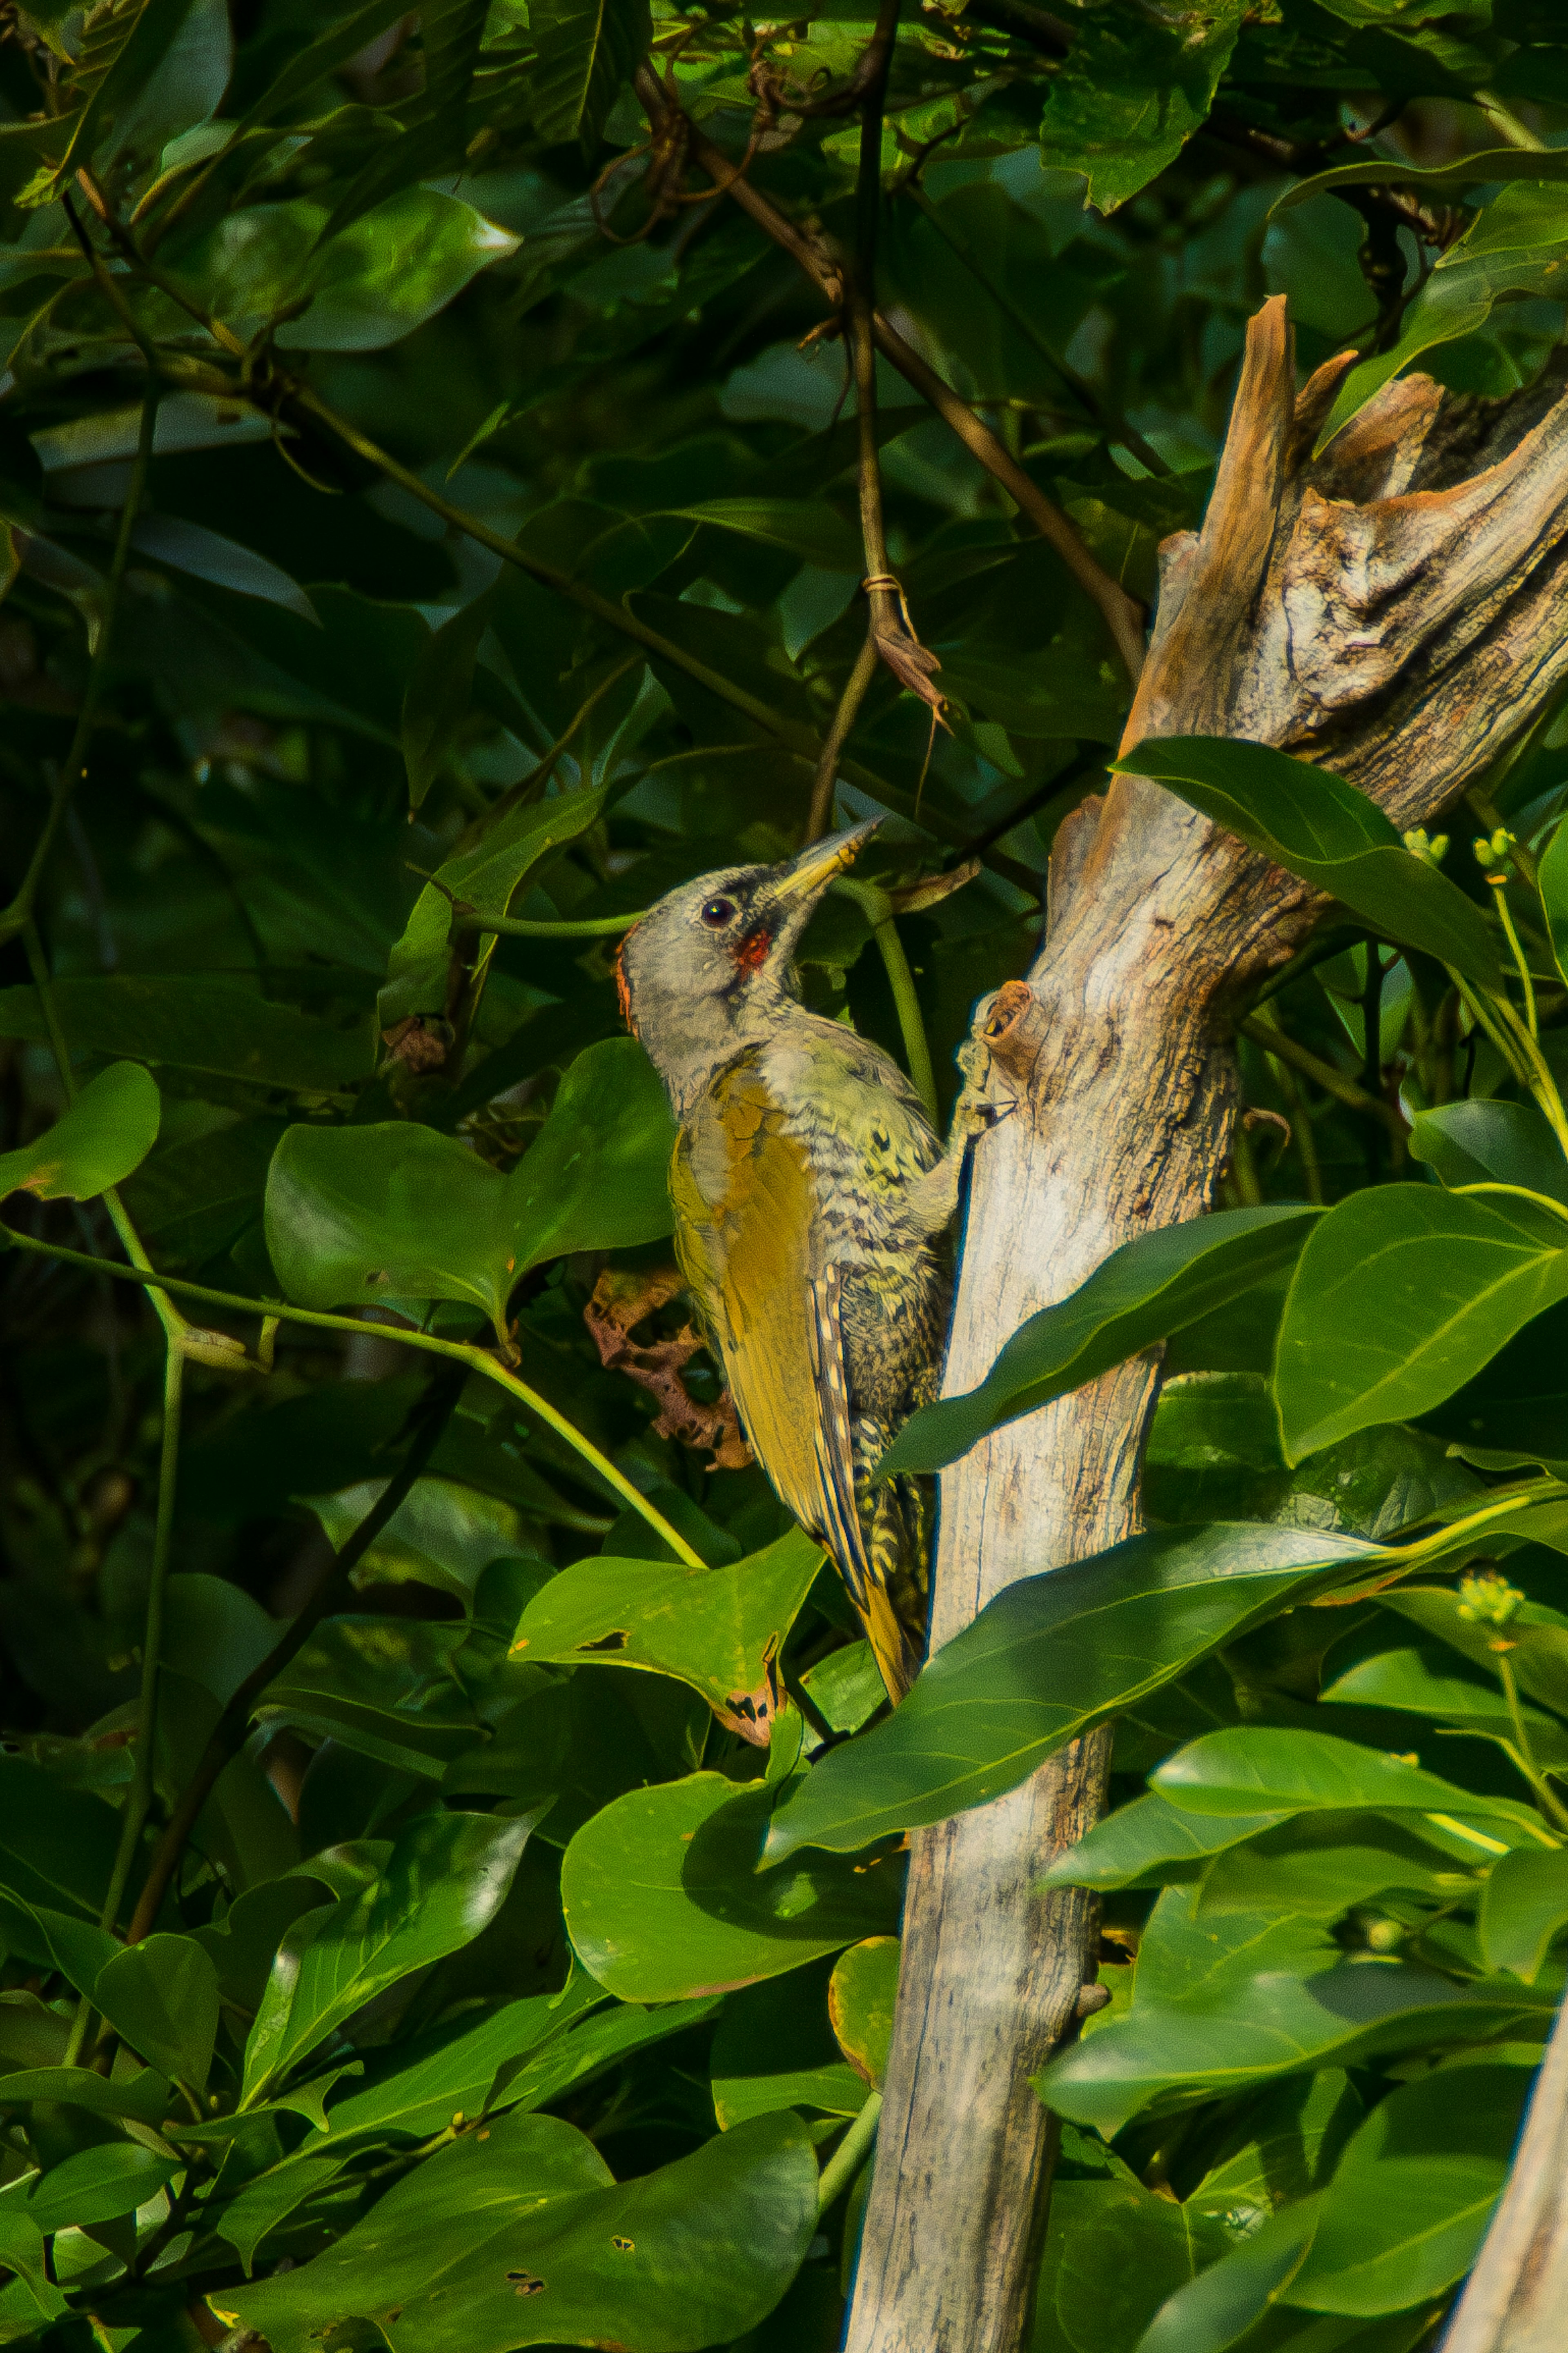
[617, 820, 878, 1114]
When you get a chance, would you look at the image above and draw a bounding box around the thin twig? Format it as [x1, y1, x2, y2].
[122, 1368, 465, 1947]
[633, 67, 1147, 684]
[809, 633, 881, 839]
[1236, 1014, 1407, 1137]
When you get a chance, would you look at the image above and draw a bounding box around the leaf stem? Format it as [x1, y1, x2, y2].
[808, 633, 881, 841]
[1234, 1014, 1405, 1136]
[818, 2090, 882, 2214]
[0, 1227, 705, 1567]
[1497, 1653, 1568, 1832]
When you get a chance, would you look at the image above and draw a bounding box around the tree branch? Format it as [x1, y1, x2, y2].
[634, 67, 1147, 684]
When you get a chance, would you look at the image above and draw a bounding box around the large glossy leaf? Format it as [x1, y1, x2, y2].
[880, 1208, 1318, 1478]
[1408, 1098, 1568, 1206]
[240, 1811, 538, 2102]
[510, 1528, 823, 1740]
[1037, 1887, 1552, 2135]
[22, 2140, 183, 2235]
[285, 191, 519, 352]
[829, 1936, 900, 2092]
[710, 1965, 869, 2128]
[1479, 1846, 1568, 1983]
[1314, 184, 1568, 447]
[1321, 1633, 1568, 1762]
[1379, 1585, 1568, 1719]
[265, 1037, 675, 1337]
[530, 0, 651, 145]
[0, 1062, 159, 1205]
[1111, 737, 1501, 991]
[315, 1984, 718, 2144]
[93, 1934, 220, 2090]
[209, 2107, 818, 2353]
[1138, 2195, 1322, 2353]
[764, 1526, 1377, 1863]
[1286, 2066, 1529, 2315]
[379, 784, 607, 1027]
[1540, 808, 1568, 993]
[561, 1771, 903, 2002]
[1272, 1184, 1568, 1461]
[1036, 0, 1247, 212]
[1150, 1726, 1550, 1842]
[0, 979, 369, 1093]
[0, 1755, 120, 1918]
[1040, 1791, 1288, 1894]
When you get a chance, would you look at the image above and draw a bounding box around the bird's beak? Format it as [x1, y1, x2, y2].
[768, 820, 881, 908]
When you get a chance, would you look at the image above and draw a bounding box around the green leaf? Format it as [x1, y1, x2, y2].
[93, 1934, 220, 2090]
[264, 1036, 675, 1336]
[1138, 2195, 1322, 2353]
[401, 596, 491, 811]
[379, 783, 607, 1028]
[54, 0, 202, 185]
[22, 2140, 182, 2235]
[229, 0, 415, 131]
[1273, 1185, 1568, 1462]
[1379, 1584, 1568, 1719]
[880, 1207, 1317, 1479]
[710, 1965, 869, 2127]
[1042, 2174, 1231, 2353]
[561, 1772, 903, 2003]
[1150, 1726, 1550, 1841]
[0, 1896, 120, 1997]
[0, 1755, 120, 1918]
[1479, 1845, 1568, 1981]
[800, 1639, 886, 1736]
[240, 1811, 539, 2102]
[1111, 737, 1501, 991]
[281, 189, 520, 352]
[131, 514, 317, 621]
[510, 1528, 823, 1738]
[209, 2107, 819, 2353]
[317, 1981, 716, 2143]
[530, 0, 652, 147]
[1314, 183, 1568, 447]
[1321, 1633, 1568, 1760]
[664, 500, 861, 570]
[1040, 1791, 1291, 1893]
[764, 1526, 1376, 1863]
[301, 1484, 528, 1613]
[828, 1936, 900, 2091]
[0, 1062, 159, 1204]
[1187, 2070, 1364, 2239]
[0, 979, 369, 1093]
[1408, 1098, 1568, 1205]
[1037, 1886, 1551, 2136]
[1037, 0, 1248, 213]
[0, 2064, 172, 2128]
[1272, 148, 1568, 216]
[1538, 807, 1568, 992]
[1286, 2066, 1528, 2315]
[1194, 1813, 1482, 1921]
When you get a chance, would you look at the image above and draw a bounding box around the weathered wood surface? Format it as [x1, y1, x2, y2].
[844, 298, 1568, 2353]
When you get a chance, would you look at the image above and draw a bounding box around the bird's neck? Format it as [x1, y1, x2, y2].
[636, 980, 794, 1119]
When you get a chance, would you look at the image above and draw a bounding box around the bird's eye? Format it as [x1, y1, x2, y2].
[700, 897, 737, 929]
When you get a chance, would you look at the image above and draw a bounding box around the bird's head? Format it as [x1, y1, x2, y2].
[617, 820, 878, 1106]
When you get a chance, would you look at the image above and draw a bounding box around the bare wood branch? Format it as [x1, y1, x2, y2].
[1442, 1989, 1568, 2352]
[847, 298, 1568, 2352]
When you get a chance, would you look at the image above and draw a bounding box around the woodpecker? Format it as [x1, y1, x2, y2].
[616, 822, 960, 1701]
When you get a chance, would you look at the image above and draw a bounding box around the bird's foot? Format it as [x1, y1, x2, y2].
[905, 1033, 1018, 1234]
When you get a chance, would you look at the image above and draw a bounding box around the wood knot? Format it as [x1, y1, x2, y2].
[1074, 1982, 1111, 2019]
[982, 979, 1034, 1044]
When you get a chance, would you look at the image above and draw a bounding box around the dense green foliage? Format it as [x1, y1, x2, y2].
[2, 1, 1568, 2348]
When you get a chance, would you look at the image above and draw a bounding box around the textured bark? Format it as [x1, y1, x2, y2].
[845, 299, 1568, 2353]
[1441, 1989, 1568, 2352]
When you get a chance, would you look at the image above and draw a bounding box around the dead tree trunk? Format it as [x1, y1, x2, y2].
[844, 297, 1568, 2353]
[1442, 1990, 1568, 2352]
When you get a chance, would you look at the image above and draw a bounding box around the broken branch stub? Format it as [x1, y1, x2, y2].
[846, 299, 1568, 2353]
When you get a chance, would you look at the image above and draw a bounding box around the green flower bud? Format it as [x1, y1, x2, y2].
[1456, 1570, 1525, 1627]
